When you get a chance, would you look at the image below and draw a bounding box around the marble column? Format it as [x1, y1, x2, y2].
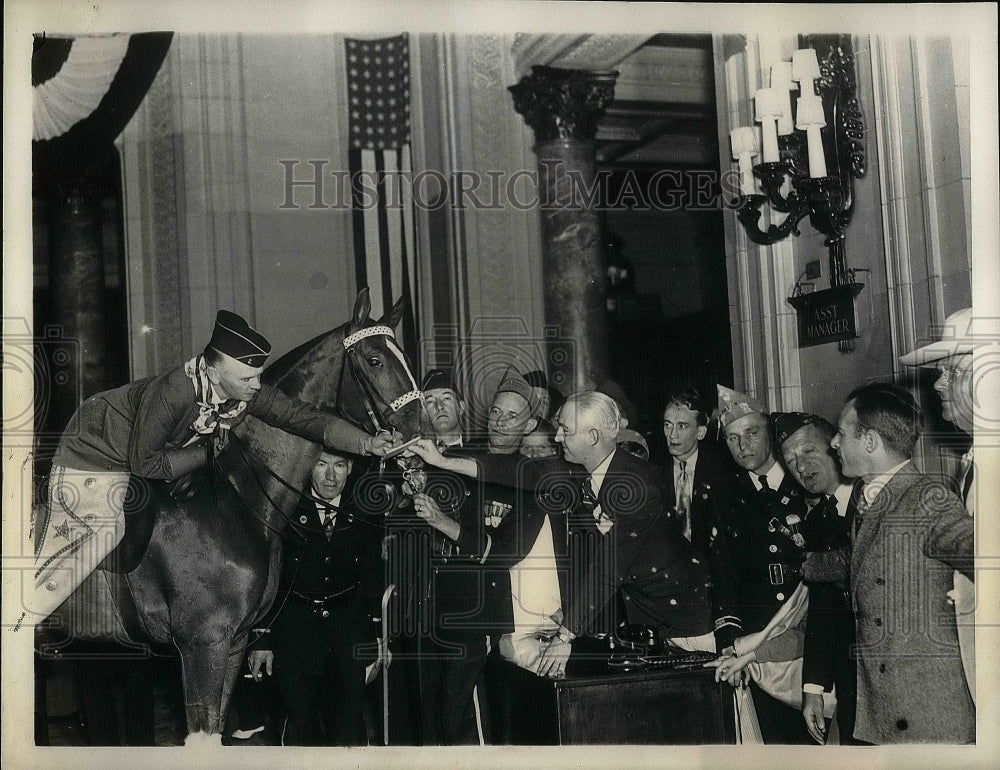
[47, 181, 110, 429]
[510, 66, 617, 392]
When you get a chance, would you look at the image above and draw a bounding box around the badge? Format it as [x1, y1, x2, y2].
[780, 496, 790, 505]
[300, 515, 308, 524]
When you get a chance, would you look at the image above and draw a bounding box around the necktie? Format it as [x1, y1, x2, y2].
[581, 478, 599, 516]
[676, 461, 692, 541]
[852, 481, 868, 535]
[758, 474, 771, 492]
[219, 398, 241, 414]
[318, 505, 336, 541]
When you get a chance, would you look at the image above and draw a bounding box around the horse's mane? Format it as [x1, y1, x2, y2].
[261, 324, 348, 391]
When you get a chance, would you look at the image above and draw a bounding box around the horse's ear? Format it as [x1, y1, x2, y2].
[352, 287, 372, 328]
[381, 294, 406, 331]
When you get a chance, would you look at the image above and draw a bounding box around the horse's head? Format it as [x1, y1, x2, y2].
[339, 288, 423, 442]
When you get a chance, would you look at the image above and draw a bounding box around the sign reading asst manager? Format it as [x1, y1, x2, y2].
[787, 285, 862, 348]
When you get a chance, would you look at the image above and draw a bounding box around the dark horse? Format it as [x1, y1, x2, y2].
[37, 288, 422, 742]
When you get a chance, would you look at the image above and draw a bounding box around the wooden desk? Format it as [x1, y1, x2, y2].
[485, 655, 737, 745]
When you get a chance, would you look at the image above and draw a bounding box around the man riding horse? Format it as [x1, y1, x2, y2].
[32, 309, 403, 623]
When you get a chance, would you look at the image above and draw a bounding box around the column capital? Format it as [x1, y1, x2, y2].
[509, 65, 618, 142]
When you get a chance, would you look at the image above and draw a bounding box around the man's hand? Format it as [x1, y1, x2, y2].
[409, 438, 446, 466]
[247, 649, 273, 681]
[365, 638, 390, 685]
[704, 651, 754, 686]
[413, 492, 460, 541]
[536, 637, 571, 678]
[802, 691, 827, 744]
[365, 429, 403, 457]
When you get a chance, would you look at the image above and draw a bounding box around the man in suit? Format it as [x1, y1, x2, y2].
[831, 382, 975, 743]
[708, 385, 811, 744]
[535, 390, 715, 675]
[899, 306, 992, 703]
[661, 389, 733, 555]
[772, 412, 860, 745]
[247, 450, 383, 745]
[31, 310, 398, 623]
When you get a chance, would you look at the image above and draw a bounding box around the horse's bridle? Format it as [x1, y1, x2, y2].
[342, 325, 422, 434]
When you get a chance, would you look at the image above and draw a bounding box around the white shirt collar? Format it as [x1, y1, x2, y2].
[749, 460, 785, 492]
[674, 447, 699, 476]
[832, 482, 854, 518]
[863, 460, 909, 506]
[588, 448, 617, 496]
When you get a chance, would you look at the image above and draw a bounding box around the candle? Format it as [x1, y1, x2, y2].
[792, 48, 820, 83]
[755, 88, 782, 163]
[770, 62, 796, 136]
[795, 94, 828, 178]
[730, 127, 759, 195]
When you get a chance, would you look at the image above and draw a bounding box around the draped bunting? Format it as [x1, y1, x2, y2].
[345, 34, 419, 367]
[32, 34, 131, 141]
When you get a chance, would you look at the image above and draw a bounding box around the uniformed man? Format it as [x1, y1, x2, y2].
[247, 450, 383, 746]
[708, 385, 811, 744]
[31, 310, 398, 622]
[773, 411, 860, 745]
[411, 367, 552, 744]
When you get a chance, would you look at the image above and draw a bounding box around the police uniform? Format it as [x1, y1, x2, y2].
[32, 310, 376, 622]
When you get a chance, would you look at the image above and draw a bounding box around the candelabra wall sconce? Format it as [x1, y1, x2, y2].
[730, 35, 867, 352]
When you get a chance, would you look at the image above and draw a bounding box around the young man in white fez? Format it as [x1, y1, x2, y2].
[708, 385, 811, 744]
[31, 310, 399, 622]
[899, 306, 997, 704]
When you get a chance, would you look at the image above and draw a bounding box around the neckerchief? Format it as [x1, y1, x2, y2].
[184, 355, 247, 445]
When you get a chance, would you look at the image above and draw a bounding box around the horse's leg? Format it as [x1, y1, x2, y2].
[218, 633, 248, 739]
[177, 636, 231, 741]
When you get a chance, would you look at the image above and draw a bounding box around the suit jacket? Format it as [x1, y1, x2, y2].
[851, 462, 975, 744]
[661, 444, 734, 553]
[706, 468, 808, 649]
[661, 446, 735, 639]
[258, 487, 383, 676]
[563, 449, 712, 639]
[53, 363, 364, 479]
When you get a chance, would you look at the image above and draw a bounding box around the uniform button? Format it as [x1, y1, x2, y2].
[896, 719, 908, 731]
[325, 557, 331, 563]
[651, 566, 657, 573]
[321, 610, 330, 618]
[768, 544, 778, 553]
[879, 663, 886, 673]
[874, 618, 882, 627]
[776, 592, 785, 601]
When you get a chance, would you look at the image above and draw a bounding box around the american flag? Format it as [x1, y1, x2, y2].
[345, 34, 419, 364]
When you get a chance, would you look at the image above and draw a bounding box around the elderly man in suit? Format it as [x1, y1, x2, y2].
[536, 390, 715, 674]
[831, 382, 975, 744]
[773, 412, 860, 745]
[899, 306, 994, 703]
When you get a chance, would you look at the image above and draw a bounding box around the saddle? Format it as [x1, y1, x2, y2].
[99, 472, 202, 574]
